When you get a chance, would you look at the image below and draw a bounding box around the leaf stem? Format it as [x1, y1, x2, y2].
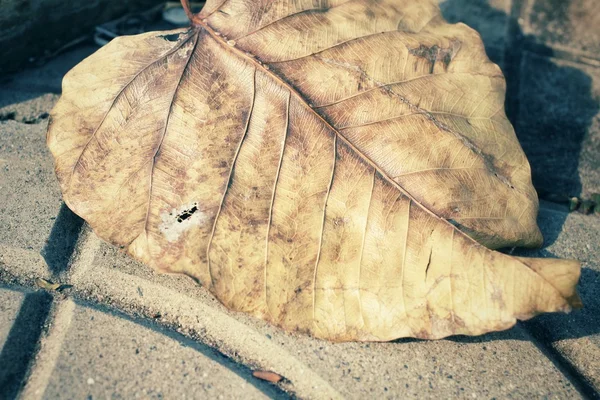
[180, 0, 202, 26]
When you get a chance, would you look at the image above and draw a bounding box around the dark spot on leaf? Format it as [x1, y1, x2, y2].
[408, 40, 461, 74]
[425, 249, 432, 279]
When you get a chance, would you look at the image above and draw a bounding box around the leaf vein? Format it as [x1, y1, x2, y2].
[265, 91, 292, 314]
[312, 133, 337, 328]
[138, 32, 200, 242]
[207, 66, 257, 289]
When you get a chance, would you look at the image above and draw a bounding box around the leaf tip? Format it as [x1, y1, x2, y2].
[516, 256, 583, 310]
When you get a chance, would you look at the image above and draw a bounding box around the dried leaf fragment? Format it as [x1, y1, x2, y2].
[35, 277, 71, 292]
[252, 370, 284, 383]
[47, 0, 581, 341]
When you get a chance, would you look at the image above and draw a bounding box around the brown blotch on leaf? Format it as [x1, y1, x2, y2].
[408, 40, 461, 73]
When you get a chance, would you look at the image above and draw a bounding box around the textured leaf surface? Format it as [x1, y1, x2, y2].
[47, 0, 581, 340]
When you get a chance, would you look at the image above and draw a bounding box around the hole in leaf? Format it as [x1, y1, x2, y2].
[176, 204, 198, 223]
[159, 33, 182, 42]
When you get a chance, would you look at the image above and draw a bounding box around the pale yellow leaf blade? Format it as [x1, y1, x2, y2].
[47, 0, 580, 341]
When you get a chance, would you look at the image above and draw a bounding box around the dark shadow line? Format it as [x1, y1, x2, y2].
[523, 321, 599, 400]
[392, 324, 526, 344]
[42, 203, 84, 278]
[71, 298, 291, 400]
[0, 290, 53, 400]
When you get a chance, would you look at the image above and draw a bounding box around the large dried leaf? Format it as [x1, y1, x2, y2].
[47, 0, 581, 340]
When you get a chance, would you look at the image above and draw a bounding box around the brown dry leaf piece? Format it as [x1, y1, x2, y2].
[35, 277, 71, 292]
[47, 0, 582, 340]
[252, 370, 284, 383]
[35, 277, 61, 291]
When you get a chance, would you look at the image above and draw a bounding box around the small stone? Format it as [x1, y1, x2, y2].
[87, 378, 95, 385]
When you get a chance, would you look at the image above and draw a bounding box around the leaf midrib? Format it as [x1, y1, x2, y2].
[197, 20, 572, 304]
[194, 20, 487, 249]
[227, 20, 521, 195]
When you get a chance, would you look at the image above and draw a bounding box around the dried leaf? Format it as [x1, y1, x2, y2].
[252, 370, 283, 383]
[35, 277, 60, 290]
[35, 277, 71, 292]
[47, 0, 581, 340]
